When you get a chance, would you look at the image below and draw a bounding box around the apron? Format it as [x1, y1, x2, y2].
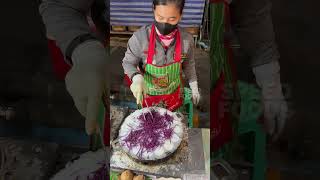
[47, 39, 71, 80]
[142, 24, 183, 111]
[211, 0, 239, 153]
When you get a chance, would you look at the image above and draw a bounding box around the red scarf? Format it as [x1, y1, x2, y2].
[155, 27, 178, 50]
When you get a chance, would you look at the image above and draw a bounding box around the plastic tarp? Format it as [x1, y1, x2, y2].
[110, 0, 206, 27]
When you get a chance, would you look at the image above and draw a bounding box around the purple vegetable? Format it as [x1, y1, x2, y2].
[88, 162, 109, 180]
[123, 110, 176, 158]
[163, 128, 174, 139]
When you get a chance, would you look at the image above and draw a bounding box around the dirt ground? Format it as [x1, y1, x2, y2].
[109, 36, 210, 128]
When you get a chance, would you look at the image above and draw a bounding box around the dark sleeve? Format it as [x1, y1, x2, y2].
[39, 0, 95, 55]
[230, 0, 280, 67]
[182, 35, 197, 83]
[122, 34, 143, 79]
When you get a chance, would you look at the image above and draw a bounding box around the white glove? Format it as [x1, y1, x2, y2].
[189, 81, 201, 105]
[65, 40, 108, 135]
[253, 61, 288, 140]
[130, 74, 147, 105]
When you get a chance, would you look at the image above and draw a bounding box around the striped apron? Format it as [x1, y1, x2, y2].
[211, 0, 239, 153]
[142, 24, 184, 111]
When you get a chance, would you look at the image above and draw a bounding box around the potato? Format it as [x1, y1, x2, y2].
[120, 170, 134, 180]
[133, 175, 145, 180]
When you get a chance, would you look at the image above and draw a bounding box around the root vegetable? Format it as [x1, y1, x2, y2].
[120, 170, 134, 180]
[133, 175, 145, 180]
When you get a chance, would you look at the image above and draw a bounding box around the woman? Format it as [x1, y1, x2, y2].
[122, 0, 200, 111]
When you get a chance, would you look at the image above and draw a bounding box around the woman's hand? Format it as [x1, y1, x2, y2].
[65, 40, 108, 135]
[253, 61, 288, 140]
[189, 81, 201, 105]
[130, 74, 147, 105]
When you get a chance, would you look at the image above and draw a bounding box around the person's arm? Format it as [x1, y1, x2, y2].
[182, 36, 197, 84]
[122, 34, 143, 80]
[39, 0, 96, 58]
[230, 0, 279, 67]
[39, 0, 108, 135]
[231, 0, 287, 139]
[122, 33, 147, 105]
[182, 36, 200, 104]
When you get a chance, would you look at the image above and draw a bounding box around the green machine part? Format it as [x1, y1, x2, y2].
[91, 47, 110, 150]
[90, 100, 106, 150]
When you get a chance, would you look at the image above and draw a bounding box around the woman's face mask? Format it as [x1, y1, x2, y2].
[154, 21, 177, 35]
[153, 4, 182, 35]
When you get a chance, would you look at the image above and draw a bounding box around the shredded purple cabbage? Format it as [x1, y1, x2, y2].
[123, 110, 175, 158]
[86, 162, 108, 180]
